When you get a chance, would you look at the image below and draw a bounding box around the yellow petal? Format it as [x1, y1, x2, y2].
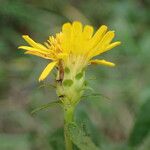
[85, 25, 108, 52]
[90, 59, 115, 67]
[39, 61, 57, 82]
[97, 40, 121, 55]
[18, 46, 49, 54]
[62, 23, 72, 53]
[71, 21, 83, 54]
[105, 41, 121, 51]
[72, 21, 82, 34]
[88, 31, 116, 58]
[37, 43, 49, 50]
[24, 51, 51, 59]
[90, 25, 108, 45]
[22, 35, 48, 51]
[100, 31, 115, 47]
[83, 25, 94, 40]
[62, 22, 72, 37]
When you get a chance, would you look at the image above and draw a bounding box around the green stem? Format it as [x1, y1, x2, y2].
[64, 106, 74, 150]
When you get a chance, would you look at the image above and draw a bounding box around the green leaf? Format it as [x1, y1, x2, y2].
[63, 79, 73, 86]
[31, 100, 62, 115]
[38, 83, 56, 89]
[68, 123, 99, 150]
[128, 99, 150, 147]
[82, 93, 110, 100]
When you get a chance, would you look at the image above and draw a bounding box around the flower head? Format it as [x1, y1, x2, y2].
[19, 21, 121, 81]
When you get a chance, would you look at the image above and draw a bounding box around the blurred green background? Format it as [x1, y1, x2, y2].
[0, 0, 150, 150]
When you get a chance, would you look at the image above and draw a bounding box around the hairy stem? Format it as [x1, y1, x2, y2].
[64, 106, 74, 150]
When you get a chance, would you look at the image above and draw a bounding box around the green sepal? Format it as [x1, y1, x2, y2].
[31, 100, 62, 115]
[63, 79, 73, 86]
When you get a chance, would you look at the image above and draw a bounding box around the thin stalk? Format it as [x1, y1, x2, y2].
[64, 106, 74, 150]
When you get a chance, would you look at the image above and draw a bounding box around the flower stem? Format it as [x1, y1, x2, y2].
[64, 106, 74, 150]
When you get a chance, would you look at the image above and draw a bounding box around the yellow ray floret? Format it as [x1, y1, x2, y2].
[39, 61, 57, 82]
[90, 59, 115, 67]
[19, 21, 121, 81]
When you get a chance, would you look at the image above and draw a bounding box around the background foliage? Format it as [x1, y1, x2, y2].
[0, 0, 150, 149]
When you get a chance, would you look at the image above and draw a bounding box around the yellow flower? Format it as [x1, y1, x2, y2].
[19, 21, 121, 81]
